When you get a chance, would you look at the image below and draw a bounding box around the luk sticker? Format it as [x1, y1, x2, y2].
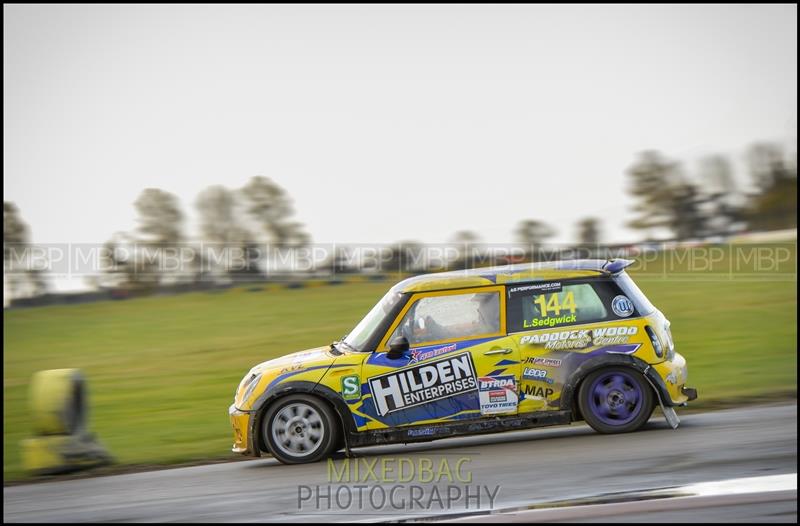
[478, 375, 518, 415]
[368, 352, 478, 416]
[611, 295, 634, 317]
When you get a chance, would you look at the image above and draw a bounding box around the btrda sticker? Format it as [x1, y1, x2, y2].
[478, 375, 518, 415]
[368, 352, 478, 416]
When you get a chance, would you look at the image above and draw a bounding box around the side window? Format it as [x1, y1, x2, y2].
[506, 281, 610, 332]
[390, 291, 500, 346]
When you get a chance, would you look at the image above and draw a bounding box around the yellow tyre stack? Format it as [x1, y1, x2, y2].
[22, 369, 112, 475]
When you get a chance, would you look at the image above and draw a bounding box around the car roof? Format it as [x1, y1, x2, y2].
[392, 259, 634, 294]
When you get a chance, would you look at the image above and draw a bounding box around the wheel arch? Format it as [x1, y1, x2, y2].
[249, 381, 355, 454]
[560, 354, 672, 421]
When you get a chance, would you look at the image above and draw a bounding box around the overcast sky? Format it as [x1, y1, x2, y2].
[4, 4, 797, 249]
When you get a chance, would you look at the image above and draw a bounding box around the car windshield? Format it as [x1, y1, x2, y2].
[343, 289, 405, 352]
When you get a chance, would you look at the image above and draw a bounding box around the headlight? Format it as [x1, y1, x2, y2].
[664, 322, 675, 361]
[234, 372, 261, 403]
[238, 372, 262, 403]
[645, 326, 663, 358]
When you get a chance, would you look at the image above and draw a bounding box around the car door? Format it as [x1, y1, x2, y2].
[359, 286, 521, 430]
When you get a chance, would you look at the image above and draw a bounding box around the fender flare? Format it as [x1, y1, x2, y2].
[249, 381, 355, 455]
[560, 354, 673, 420]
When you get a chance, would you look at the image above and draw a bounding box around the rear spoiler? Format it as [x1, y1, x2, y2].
[603, 258, 635, 274]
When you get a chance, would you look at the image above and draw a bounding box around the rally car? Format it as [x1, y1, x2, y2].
[229, 259, 697, 464]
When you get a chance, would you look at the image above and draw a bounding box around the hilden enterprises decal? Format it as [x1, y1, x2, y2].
[478, 375, 518, 415]
[368, 352, 478, 416]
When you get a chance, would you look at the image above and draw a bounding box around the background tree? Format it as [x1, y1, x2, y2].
[4, 202, 47, 300]
[451, 230, 482, 269]
[383, 240, 425, 273]
[697, 155, 745, 236]
[134, 188, 185, 244]
[576, 217, 601, 246]
[514, 219, 555, 260]
[744, 143, 797, 231]
[132, 188, 187, 286]
[626, 151, 683, 240]
[665, 182, 710, 240]
[241, 176, 310, 248]
[97, 231, 149, 290]
[196, 185, 259, 279]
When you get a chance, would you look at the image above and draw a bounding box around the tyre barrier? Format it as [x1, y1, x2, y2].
[22, 369, 113, 475]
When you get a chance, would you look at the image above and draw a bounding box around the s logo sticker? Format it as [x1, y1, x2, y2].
[341, 375, 361, 400]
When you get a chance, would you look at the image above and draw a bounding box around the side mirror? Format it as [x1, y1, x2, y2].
[387, 336, 410, 360]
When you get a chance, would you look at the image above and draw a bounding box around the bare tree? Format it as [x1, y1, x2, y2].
[132, 188, 187, 286]
[745, 143, 797, 232]
[241, 176, 310, 248]
[576, 217, 601, 246]
[195, 185, 260, 279]
[451, 230, 483, 270]
[134, 188, 185, 244]
[4, 202, 47, 300]
[698, 155, 745, 236]
[626, 151, 683, 239]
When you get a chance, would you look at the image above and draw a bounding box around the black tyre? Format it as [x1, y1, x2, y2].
[262, 394, 340, 464]
[578, 367, 654, 434]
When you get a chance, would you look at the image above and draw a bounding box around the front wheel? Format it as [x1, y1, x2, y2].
[262, 395, 340, 464]
[578, 367, 654, 434]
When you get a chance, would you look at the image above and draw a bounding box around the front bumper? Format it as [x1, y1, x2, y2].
[229, 404, 255, 455]
[652, 352, 696, 405]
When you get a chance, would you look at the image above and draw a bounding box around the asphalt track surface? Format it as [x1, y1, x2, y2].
[4, 403, 797, 522]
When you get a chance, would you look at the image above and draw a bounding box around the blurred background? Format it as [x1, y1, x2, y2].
[3, 4, 796, 480]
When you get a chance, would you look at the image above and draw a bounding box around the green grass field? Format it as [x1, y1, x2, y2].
[3, 246, 797, 480]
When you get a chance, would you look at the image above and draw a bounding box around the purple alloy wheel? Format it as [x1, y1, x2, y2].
[587, 370, 643, 426]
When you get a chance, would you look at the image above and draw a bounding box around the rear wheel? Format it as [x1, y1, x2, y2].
[262, 395, 340, 464]
[578, 367, 654, 434]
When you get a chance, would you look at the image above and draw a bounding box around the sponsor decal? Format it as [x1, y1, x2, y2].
[522, 385, 554, 399]
[666, 366, 687, 386]
[612, 295, 635, 317]
[341, 375, 361, 400]
[368, 352, 478, 416]
[523, 313, 577, 328]
[508, 282, 562, 296]
[280, 364, 304, 374]
[519, 326, 639, 350]
[478, 375, 518, 415]
[592, 326, 639, 345]
[409, 343, 458, 364]
[522, 367, 554, 384]
[523, 356, 563, 367]
[407, 427, 436, 437]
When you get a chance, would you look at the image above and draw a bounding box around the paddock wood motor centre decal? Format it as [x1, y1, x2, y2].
[368, 352, 478, 417]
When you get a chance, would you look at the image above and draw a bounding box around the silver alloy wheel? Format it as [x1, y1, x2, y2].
[270, 402, 325, 457]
